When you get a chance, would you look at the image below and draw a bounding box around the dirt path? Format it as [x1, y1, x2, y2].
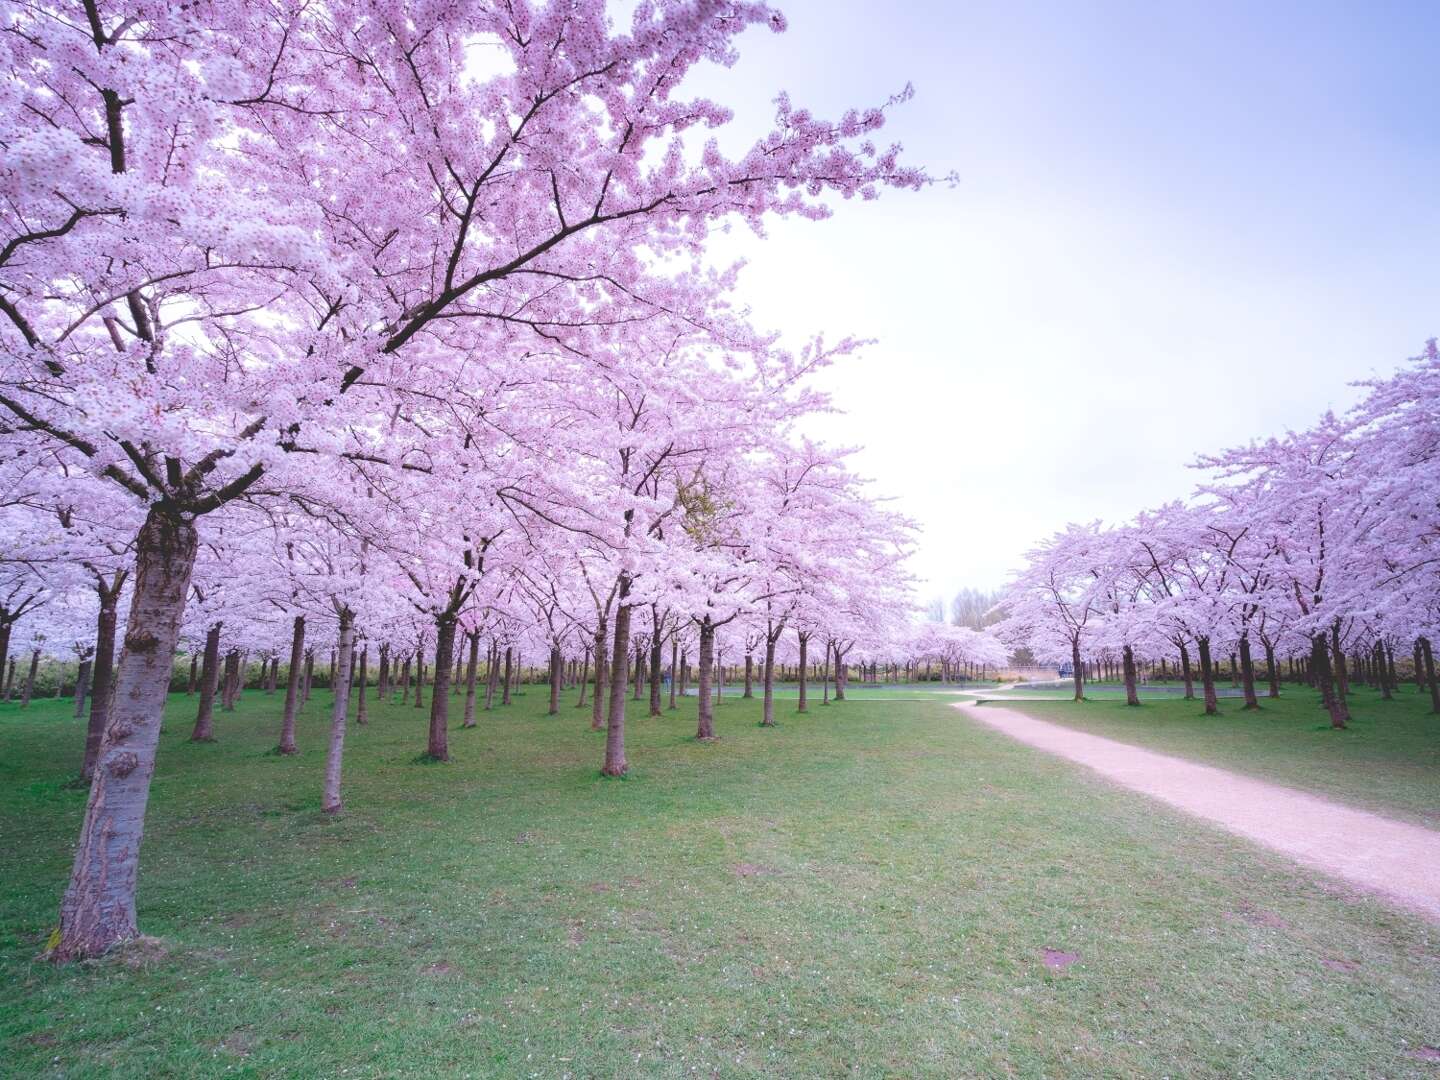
[955, 702, 1440, 922]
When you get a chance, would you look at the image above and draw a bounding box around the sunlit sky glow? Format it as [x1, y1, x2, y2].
[678, 0, 1440, 602]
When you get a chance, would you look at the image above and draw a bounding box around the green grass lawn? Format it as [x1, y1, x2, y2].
[2, 685, 1438, 1077]
[994, 685, 1440, 830]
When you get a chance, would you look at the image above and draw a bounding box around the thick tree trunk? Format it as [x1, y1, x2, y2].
[463, 632, 480, 727]
[1121, 644, 1139, 707]
[1331, 621, 1350, 709]
[1313, 633, 1348, 729]
[797, 634, 809, 713]
[81, 588, 122, 784]
[602, 596, 632, 776]
[1239, 635, 1260, 709]
[761, 634, 778, 726]
[1196, 636, 1219, 715]
[278, 616, 305, 755]
[427, 616, 457, 761]
[696, 620, 716, 739]
[54, 508, 199, 961]
[191, 625, 221, 740]
[321, 611, 355, 814]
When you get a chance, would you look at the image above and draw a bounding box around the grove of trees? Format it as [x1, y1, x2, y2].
[997, 341, 1440, 718]
[0, 0, 973, 962]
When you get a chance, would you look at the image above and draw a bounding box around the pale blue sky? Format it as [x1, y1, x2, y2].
[684, 0, 1440, 596]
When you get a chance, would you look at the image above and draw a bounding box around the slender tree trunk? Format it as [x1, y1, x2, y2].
[761, 633, 778, 726]
[484, 641, 499, 711]
[834, 643, 847, 701]
[355, 646, 369, 724]
[427, 616, 457, 761]
[73, 659, 92, 720]
[191, 625, 221, 740]
[1121, 644, 1139, 706]
[1070, 640, 1084, 701]
[590, 620, 607, 728]
[1385, 642, 1399, 698]
[400, 655, 411, 704]
[1414, 640, 1426, 692]
[1179, 642, 1195, 699]
[220, 650, 240, 712]
[696, 619, 716, 739]
[376, 644, 389, 700]
[797, 634, 809, 713]
[549, 643, 562, 716]
[321, 610, 355, 814]
[302, 649, 314, 704]
[822, 643, 831, 705]
[81, 588, 122, 784]
[1264, 641, 1280, 698]
[54, 508, 199, 961]
[463, 632, 480, 727]
[278, 616, 305, 755]
[19, 648, 40, 708]
[1239, 635, 1260, 709]
[602, 593, 632, 776]
[576, 646, 590, 708]
[668, 637, 679, 710]
[501, 647, 513, 706]
[1196, 636, 1219, 715]
[414, 649, 425, 710]
[1420, 637, 1440, 714]
[649, 628, 663, 718]
[185, 652, 198, 695]
[744, 652, 754, 698]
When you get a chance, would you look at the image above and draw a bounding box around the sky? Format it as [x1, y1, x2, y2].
[677, 0, 1440, 603]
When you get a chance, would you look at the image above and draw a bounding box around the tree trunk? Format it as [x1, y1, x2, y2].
[302, 649, 314, 703]
[186, 652, 198, 695]
[549, 643, 562, 716]
[377, 644, 390, 700]
[1331, 621, 1350, 711]
[1196, 636, 1219, 715]
[1179, 642, 1195, 699]
[278, 616, 305, 755]
[602, 594, 632, 776]
[797, 634, 809, 713]
[744, 652, 754, 698]
[1239, 635, 1260, 709]
[191, 625, 221, 740]
[81, 588, 122, 784]
[1313, 633, 1347, 729]
[220, 650, 240, 711]
[414, 650, 425, 710]
[355, 646, 369, 724]
[669, 637, 679, 710]
[1263, 641, 1280, 698]
[576, 646, 590, 708]
[72, 659, 92, 721]
[501, 647, 513, 706]
[485, 641, 499, 711]
[54, 508, 199, 961]
[649, 627, 663, 718]
[1121, 644, 1139, 706]
[321, 610, 355, 813]
[1421, 637, 1440, 714]
[696, 619, 716, 739]
[590, 620, 607, 729]
[761, 633, 778, 726]
[19, 648, 39, 707]
[834, 643, 847, 701]
[427, 616, 457, 761]
[1070, 639, 1084, 701]
[462, 632, 480, 727]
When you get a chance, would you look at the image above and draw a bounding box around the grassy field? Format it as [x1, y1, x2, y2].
[3, 684, 1439, 1078]
[994, 685, 1440, 830]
